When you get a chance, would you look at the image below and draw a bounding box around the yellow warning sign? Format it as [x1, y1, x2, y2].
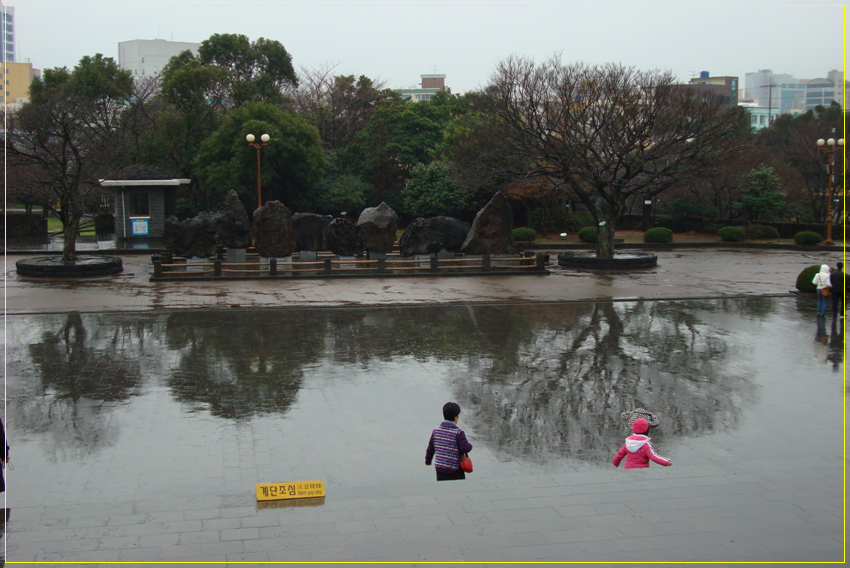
[256, 480, 325, 502]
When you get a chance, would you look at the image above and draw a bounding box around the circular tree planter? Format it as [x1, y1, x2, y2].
[16, 256, 123, 278]
[557, 251, 657, 270]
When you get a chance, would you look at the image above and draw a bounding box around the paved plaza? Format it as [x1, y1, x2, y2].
[1, 247, 846, 566]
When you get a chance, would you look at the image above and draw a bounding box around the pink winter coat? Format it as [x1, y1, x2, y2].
[612, 435, 670, 469]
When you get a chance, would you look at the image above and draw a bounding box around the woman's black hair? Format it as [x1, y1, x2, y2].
[443, 402, 461, 421]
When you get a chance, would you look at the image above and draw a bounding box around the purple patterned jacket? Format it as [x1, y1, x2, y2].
[425, 421, 473, 473]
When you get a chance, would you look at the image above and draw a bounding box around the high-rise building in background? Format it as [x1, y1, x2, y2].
[688, 72, 739, 107]
[2, 2, 16, 63]
[3, 61, 40, 110]
[744, 68, 845, 115]
[118, 38, 200, 78]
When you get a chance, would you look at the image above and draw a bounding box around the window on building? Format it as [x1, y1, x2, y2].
[128, 192, 150, 216]
[141, 57, 144, 63]
[141, 69, 144, 75]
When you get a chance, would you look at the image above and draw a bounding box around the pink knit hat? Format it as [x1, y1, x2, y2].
[631, 418, 649, 434]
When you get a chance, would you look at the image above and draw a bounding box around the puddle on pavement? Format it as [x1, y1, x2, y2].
[3, 297, 843, 503]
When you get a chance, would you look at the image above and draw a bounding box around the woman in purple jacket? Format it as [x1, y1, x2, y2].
[425, 402, 472, 481]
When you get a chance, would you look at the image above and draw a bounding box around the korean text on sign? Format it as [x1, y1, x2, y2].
[256, 480, 326, 501]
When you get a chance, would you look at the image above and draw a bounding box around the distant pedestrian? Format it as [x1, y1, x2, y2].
[812, 264, 832, 317]
[612, 418, 671, 469]
[829, 262, 844, 320]
[425, 402, 472, 481]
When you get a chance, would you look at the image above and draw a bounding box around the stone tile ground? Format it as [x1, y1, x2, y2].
[2, 249, 846, 566]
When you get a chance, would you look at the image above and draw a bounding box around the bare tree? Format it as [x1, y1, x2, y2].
[293, 63, 393, 175]
[480, 55, 749, 256]
[5, 55, 136, 261]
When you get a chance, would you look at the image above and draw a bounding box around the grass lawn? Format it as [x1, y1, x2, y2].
[46, 217, 96, 236]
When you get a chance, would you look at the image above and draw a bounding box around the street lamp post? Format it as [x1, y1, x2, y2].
[246, 133, 270, 209]
[816, 137, 845, 245]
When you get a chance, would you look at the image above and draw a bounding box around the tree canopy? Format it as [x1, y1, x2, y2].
[6, 54, 135, 260]
[194, 102, 325, 213]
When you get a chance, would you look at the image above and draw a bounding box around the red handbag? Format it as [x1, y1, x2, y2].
[459, 454, 473, 473]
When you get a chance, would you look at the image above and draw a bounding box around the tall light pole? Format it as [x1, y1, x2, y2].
[816, 137, 845, 245]
[246, 133, 270, 209]
[759, 78, 778, 127]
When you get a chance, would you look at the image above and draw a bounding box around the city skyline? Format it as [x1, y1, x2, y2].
[7, 5, 845, 96]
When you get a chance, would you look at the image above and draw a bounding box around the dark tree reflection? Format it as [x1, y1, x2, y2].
[451, 302, 759, 465]
[9, 313, 144, 460]
[163, 311, 322, 419]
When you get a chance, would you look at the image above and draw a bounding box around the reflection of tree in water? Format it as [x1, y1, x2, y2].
[450, 302, 759, 465]
[10, 313, 144, 461]
[164, 311, 326, 419]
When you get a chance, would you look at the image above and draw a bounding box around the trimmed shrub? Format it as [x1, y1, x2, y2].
[718, 226, 746, 242]
[512, 227, 538, 242]
[796, 265, 822, 293]
[578, 226, 598, 243]
[744, 224, 780, 240]
[564, 211, 596, 232]
[643, 227, 673, 243]
[794, 231, 823, 245]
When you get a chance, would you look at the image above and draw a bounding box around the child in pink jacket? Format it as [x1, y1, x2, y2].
[612, 418, 672, 469]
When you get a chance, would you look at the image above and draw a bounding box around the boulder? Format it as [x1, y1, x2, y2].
[461, 192, 514, 255]
[164, 212, 220, 258]
[163, 190, 252, 258]
[219, 189, 252, 248]
[292, 213, 333, 251]
[325, 218, 366, 256]
[252, 201, 297, 258]
[357, 202, 399, 253]
[398, 217, 471, 256]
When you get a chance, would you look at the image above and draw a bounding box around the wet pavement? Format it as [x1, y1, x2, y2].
[4, 247, 846, 314]
[1, 248, 846, 565]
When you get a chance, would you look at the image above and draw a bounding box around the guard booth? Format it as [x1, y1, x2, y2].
[100, 165, 190, 240]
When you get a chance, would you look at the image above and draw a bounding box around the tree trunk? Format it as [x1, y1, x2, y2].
[62, 214, 81, 262]
[596, 220, 616, 258]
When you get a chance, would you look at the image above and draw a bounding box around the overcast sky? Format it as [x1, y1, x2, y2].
[9, 5, 846, 94]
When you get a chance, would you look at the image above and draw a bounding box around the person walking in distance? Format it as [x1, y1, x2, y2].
[812, 264, 832, 318]
[829, 262, 844, 320]
[425, 402, 472, 481]
[612, 418, 672, 469]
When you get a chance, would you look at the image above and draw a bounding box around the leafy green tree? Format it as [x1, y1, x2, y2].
[359, 91, 470, 210]
[733, 165, 785, 222]
[197, 33, 297, 107]
[6, 54, 134, 260]
[402, 161, 469, 218]
[136, 34, 299, 211]
[315, 173, 369, 215]
[194, 102, 324, 213]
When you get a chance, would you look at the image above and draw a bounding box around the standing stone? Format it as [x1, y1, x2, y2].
[164, 212, 220, 258]
[219, 189, 252, 249]
[461, 192, 514, 255]
[398, 217, 470, 256]
[325, 218, 366, 256]
[292, 213, 333, 251]
[357, 202, 399, 253]
[252, 201, 297, 258]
